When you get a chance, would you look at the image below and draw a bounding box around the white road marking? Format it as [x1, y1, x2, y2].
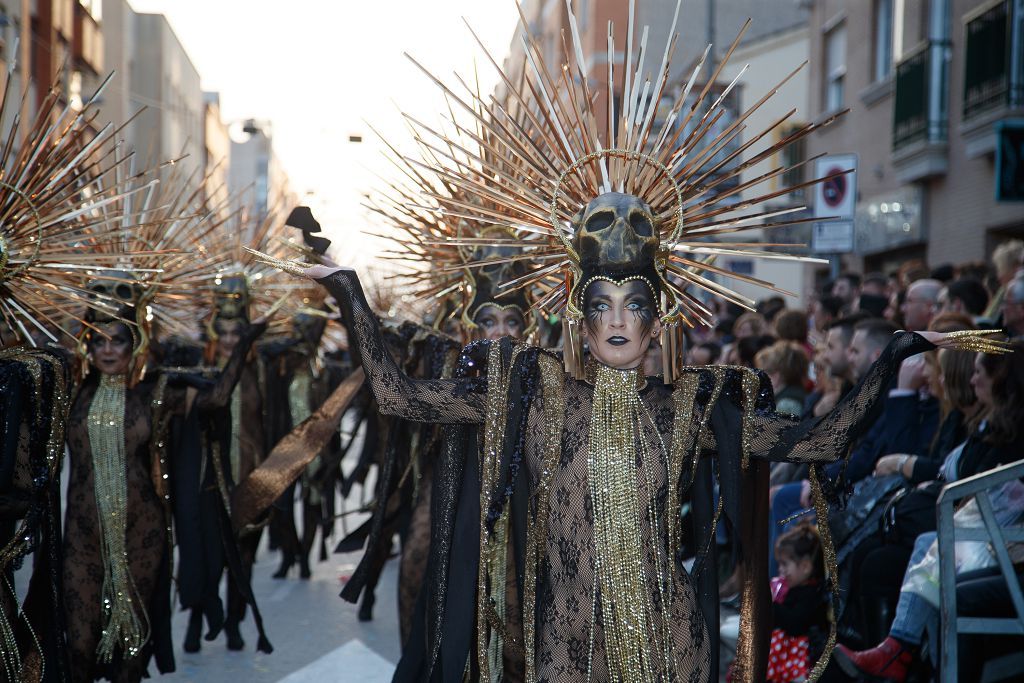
[276, 639, 394, 682]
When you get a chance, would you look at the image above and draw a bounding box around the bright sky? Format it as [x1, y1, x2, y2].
[130, 0, 522, 270]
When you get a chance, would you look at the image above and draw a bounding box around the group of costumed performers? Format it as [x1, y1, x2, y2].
[0, 65, 362, 682]
[251, 3, 1012, 682]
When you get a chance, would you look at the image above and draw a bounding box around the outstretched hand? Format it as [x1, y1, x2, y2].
[913, 329, 1014, 354]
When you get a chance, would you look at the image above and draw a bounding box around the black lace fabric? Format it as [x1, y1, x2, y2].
[320, 269, 933, 682]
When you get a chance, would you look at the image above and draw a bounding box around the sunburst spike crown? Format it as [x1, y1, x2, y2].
[391, 0, 850, 378]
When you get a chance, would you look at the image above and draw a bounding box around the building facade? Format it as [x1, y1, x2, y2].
[97, 0, 204, 175]
[806, 0, 1024, 272]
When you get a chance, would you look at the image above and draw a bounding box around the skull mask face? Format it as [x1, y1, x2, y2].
[213, 274, 250, 322]
[572, 192, 658, 275]
[87, 270, 140, 322]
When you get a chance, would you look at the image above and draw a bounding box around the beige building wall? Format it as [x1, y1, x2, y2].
[203, 91, 230, 218]
[807, 0, 1024, 274]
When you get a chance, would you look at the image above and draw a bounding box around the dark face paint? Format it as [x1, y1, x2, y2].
[88, 322, 133, 376]
[214, 318, 246, 362]
[582, 279, 660, 370]
[473, 305, 526, 341]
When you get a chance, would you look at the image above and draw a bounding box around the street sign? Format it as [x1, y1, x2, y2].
[813, 154, 858, 219]
[995, 120, 1024, 201]
[812, 221, 855, 253]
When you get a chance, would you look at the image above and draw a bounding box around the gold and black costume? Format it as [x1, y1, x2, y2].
[319, 268, 936, 682]
[63, 322, 264, 681]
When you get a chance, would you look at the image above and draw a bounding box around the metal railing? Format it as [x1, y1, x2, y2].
[963, 0, 1022, 120]
[894, 42, 937, 149]
[938, 458, 1024, 683]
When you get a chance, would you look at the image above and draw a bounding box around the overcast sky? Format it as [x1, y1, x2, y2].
[130, 0, 522, 269]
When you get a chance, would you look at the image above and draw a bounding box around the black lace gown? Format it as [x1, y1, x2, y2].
[63, 324, 262, 682]
[319, 269, 932, 683]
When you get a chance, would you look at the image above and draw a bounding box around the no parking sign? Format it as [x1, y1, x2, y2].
[812, 154, 857, 253]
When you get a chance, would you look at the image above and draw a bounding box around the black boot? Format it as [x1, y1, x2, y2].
[299, 554, 312, 580]
[861, 596, 895, 647]
[358, 591, 375, 622]
[224, 619, 245, 651]
[184, 609, 203, 653]
[272, 553, 294, 579]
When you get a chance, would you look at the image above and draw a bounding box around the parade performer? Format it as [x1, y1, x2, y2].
[0, 70, 161, 682]
[254, 3, 1009, 680]
[180, 206, 306, 653]
[343, 175, 538, 639]
[61, 162, 280, 680]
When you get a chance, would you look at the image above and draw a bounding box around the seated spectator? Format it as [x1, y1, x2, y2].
[983, 239, 1024, 320]
[955, 260, 994, 292]
[774, 309, 809, 346]
[862, 272, 889, 298]
[885, 288, 905, 328]
[897, 260, 931, 289]
[811, 295, 844, 339]
[999, 276, 1024, 337]
[766, 524, 831, 683]
[755, 341, 809, 417]
[734, 333, 775, 368]
[687, 340, 721, 366]
[938, 277, 989, 322]
[899, 279, 943, 332]
[733, 311, 768, 339]
[757, 296, 786, 324]
[831, 272, 861, 314]
[834, 341, 1024, 682]
[803, 313, 867, 419]
[858, 292, 889, 318]
[845, 313, 976, 643]
[930, 263, 955, 283]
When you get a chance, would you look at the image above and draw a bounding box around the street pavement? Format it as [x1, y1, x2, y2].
[160, 529, 401, 682]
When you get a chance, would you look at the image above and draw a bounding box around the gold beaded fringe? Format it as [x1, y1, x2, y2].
[88, 374, 149, 662]
[586, 364, 673, 681]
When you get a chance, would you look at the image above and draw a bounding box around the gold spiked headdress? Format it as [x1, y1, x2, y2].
[0, 72, 173, 349]
[365, 125, 535, 341]
[399, 2, 846, 378]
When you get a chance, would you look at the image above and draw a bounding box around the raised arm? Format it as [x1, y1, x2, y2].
[315, 268, 485, 424]
[752, 331, 935, 463]
[194, 321, 268, 412]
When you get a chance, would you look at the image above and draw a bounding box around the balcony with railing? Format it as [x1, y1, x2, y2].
[892, 40, 949, 182]
[961, 0, 1024, 157]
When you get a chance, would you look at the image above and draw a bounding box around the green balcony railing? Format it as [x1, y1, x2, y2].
[894, 42, 932, 149]
[963, 0, 1018, 120]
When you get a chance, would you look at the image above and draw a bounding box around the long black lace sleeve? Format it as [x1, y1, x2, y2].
[317, 269, 486, 424]
[194, 321, 267, 412]
[753, 331, 934, 463]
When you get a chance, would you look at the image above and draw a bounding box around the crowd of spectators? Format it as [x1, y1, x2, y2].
[699, 239, 1024, 682]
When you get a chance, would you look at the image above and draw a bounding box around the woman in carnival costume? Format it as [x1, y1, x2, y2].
[257, 3, 1009, 680]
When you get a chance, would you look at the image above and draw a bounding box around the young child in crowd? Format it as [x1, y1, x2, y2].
[767, 523, 831, 683]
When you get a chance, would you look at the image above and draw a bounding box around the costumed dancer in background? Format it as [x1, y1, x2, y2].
[182, 205, 305, 654]
[351, 161, 539, 648]
[0, 69, 160, 682]
[61, 161, 277, 680]
[64, 270, 267, 682]
[263, 207, 351, 582]
[254, 3, 1008, 679]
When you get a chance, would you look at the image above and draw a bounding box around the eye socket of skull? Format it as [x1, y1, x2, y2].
[115, 283, 134, 302]
[629, 210, 654, 237]
[584, 210, 615, 232]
